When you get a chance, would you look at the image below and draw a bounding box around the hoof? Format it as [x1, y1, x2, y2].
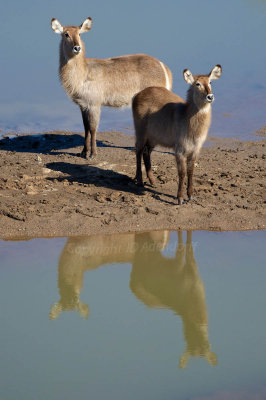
[188, 195, 194, 201]
[148, 179, 156, 187]
[147, 176, 156, 186]
[178, 198, 183, 205]
[133, 176, 144, 187]
[136, 181, 144, 187]
[79, 151, 89, 159]
[134, 179, 144, 187]
[79, 150, 97, 160]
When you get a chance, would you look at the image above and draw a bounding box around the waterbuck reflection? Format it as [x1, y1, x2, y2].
[50, 231, 217, 367]
[130, 231, 217, 368]
[50, 231, 168, 319]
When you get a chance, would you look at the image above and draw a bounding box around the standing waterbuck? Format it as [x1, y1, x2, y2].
[51, 17, 172, 159]
[133, 65, 222, 204]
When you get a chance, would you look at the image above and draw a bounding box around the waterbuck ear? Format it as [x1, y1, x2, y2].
[205, 350, 218, 366]
[183, 69, 194, 84]
[51, 18, 63, 34]
[179, 350, 190, 369]
[79, 17, 92, 33]
[49, 302, 62, 320]
[78, 302, 90, 319]
[209, 64, 222, 80]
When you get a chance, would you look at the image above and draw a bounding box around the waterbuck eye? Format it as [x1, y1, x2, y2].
[196, 82, 201, 87]
[64, 32, 70, 38]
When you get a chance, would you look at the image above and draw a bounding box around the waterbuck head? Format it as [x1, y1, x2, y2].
[51, 17, 92, 58]
[49, 277, 90, 320]
[183, 65, 222, 109]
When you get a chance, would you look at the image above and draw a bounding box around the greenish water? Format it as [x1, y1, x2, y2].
[0, 230, 265, 400]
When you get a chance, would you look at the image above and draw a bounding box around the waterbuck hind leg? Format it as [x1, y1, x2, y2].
[185, 230, 195, 263]
[176, 154, 187, 205]
[135, 147, 144, 186]
[143, 145, 155, 186]
[80, 107, 100, 159]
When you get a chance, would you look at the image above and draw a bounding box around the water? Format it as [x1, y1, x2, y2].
[1, 230, 265, 400]
[0, 0, 265, 138]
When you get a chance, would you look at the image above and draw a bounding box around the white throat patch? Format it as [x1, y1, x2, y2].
[199, 103, 211, 114]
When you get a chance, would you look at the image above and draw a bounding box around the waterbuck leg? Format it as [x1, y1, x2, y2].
[143, 145, 155, 185]
[175, 154, 186, 205]
[135, 147, 144, 186]
[176, 230, 185, 259]
[185, 231, 194, 259]
[80, 107, 100, 159]
[187, 154, 196, 200]
[80, 109, 90, 159]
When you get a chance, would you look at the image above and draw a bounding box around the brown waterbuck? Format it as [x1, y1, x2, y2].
[132, 65, 222, 204]
[51, 17, 173, 159]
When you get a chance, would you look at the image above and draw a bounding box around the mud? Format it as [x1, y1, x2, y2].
[0, 130, 265, 239]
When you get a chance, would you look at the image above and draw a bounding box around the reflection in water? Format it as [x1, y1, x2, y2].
[50, 231, 168, 319]
[131, 231, 217, 368]
[50, 231, 217, 367]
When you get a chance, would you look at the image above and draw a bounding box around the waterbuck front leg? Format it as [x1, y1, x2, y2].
[187, 153, 197, 201]
[80, 106, 100, 159]
[176, 230, 185, 260]
[135, 147, 144, 186]
[175, 153, 186, 205]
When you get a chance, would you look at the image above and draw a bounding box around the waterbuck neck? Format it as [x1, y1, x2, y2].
[59, 40, 87, 97]
[184, 86, 212, 138]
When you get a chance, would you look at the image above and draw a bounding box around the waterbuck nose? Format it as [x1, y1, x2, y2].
[206, 94, 214, 102]
[73, 46, 81, 53]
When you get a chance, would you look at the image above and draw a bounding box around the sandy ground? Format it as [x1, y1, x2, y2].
[0, 129, 265, 239]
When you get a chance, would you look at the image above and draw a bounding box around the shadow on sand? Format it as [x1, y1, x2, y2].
[0, 132, 134, 156]
[46, 160, 177, 204]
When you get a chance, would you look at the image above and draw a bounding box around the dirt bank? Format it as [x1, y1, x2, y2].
[0, 130, 265, 239]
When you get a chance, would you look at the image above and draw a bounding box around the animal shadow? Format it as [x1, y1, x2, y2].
[46, 161, 141, 194]
[0, 133, 133, 156]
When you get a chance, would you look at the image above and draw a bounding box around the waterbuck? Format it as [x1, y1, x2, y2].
[51, 17, 173, 159]
[132, 65, 222, 204]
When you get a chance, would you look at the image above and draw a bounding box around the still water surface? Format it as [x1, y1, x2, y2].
[0, 0, 265, 138]
[0, 230, 265, 400]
